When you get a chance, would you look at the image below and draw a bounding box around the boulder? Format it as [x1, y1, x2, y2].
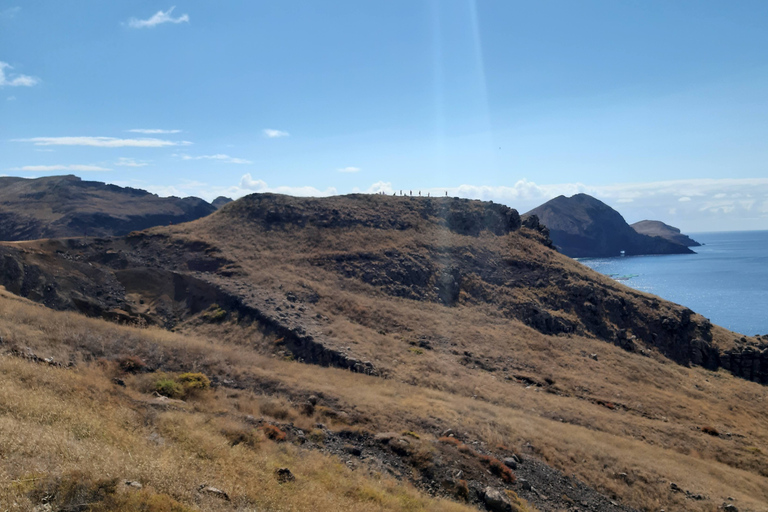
[483, 487, 513, 512]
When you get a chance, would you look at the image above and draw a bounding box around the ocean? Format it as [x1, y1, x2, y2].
[578, 230, 768, 336]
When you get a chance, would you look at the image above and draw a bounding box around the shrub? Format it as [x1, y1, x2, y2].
[505, 490, 535, 512]
[117, 355, 146, 373]
[455, 479, 470, 501]
[202, 304, 227, 322]
[480, 454, 516, 483]
[222, 426, 262, 448]
[438, 436, 463, 448]
[262, 424, 287, 442]
[308, 428, 326, 443]
[702, 426, 720, 436]
[30, 471, 194, 512]
[402, 430, 420, 439]
[260, 397, 296, 421]
[154, 377, 185, 399]
[177, 372, 211, 396]
[151, 372, 211, 400]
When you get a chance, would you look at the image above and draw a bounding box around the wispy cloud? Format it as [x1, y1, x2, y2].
[263, 129, 289, 138]
[14, 136, 191, 148]
[128, 128, 182, 134]
[127, 6, 189, 29]
[338, 166, 360, 173]
[0, 61, 39, 87]
[115, 157, 149, 168]
[7, 164, 111, 172]
[178, 154, 251, 164]
[0, 7, 20, 19]
[136, 176, 768, 232]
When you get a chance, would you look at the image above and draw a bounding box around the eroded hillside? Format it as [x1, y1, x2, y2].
[0, 193, 767, 511]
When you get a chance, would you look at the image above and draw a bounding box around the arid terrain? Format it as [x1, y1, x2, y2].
[1, 193, 766, 512]
[0, 175, 216, 241]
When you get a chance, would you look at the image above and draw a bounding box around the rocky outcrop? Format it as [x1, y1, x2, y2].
[224, 194, 522, 237]
[0, 175, 216, 241]
[524, 194, 694, 258]
[631, 220, 701, 247]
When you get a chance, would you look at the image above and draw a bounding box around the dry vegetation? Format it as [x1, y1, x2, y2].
[0, 291, 475, 512]
[0, 282, 767, 511]
[1, 194, 767, 511]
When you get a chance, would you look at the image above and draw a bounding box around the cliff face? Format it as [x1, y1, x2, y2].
[0, 175, 216, 240]
[524, 194, 694, 258]
[0, 192, 763, 385]
[631, 220, 701, 247]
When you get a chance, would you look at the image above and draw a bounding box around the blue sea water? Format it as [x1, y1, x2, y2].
[578, 230, 768, 336]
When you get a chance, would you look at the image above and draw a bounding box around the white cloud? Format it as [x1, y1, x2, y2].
[128, 128, 182, 134]
[115, 157, 149, 168]
[338, 166, 360, 173]
[8, 164, 111, 172]
[14, 136, 191, 148]
[7, 95, 16, 101]
[365, 181, 394, 194]
[132, 176, 768, 232]
[127, 6, 189, 29]
[238, 174, 336, 196]
[263, 129, 289, 138]
[0, 61, 39, 87]
[179, 153, 252, 164]
[679, 196, 691, 202]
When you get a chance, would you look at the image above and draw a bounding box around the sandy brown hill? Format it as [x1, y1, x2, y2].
[525, 194, 694, 258]
[0, 174, 215, 241]
[1, 193, 767, 511]
[631, 220, 701, 247]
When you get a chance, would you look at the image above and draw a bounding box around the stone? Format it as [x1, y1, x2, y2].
[344, 444, 362, 457]
[124, 480, 142, 489]
[723, 504, 739, 512]
[483, 487, 513, 512]
[502, 457, 517, 470]
[275, 467, 295, 483]
[198, 485, 230, 501]
[519, 479, 533, 491]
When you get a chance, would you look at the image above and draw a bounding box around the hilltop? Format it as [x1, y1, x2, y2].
[0, 175, 216, 241]
[0, 193, 767, 511]
[524, 194, 694, 258]
[631, 220, 701, 247]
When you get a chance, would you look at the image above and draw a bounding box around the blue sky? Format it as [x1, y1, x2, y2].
[2, 1, 768, 231]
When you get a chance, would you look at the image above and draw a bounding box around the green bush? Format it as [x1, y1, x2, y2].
[152, 372, 210, 400]
[177, 372, 211, 396]
[154, 377, 184, 399]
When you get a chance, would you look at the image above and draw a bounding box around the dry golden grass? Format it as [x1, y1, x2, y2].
[0, 352, 471, 510]
[1, 284, 767, 511]
[2, 194, 767, 511]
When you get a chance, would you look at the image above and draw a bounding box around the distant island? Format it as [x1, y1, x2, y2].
[0, 175, 216, 241]
[631, 219, 701, 247]
[524, 193, 695, 258]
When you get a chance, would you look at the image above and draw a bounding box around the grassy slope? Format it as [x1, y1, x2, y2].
[1, 194, 767, 511]
[0, 289, 474, 512]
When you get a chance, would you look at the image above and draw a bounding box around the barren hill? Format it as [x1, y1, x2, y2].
[1, 193, 767, 511]
[631, 220, 701, 247]
[0, 174, 215, 241]
[524, 194, 694, 258]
